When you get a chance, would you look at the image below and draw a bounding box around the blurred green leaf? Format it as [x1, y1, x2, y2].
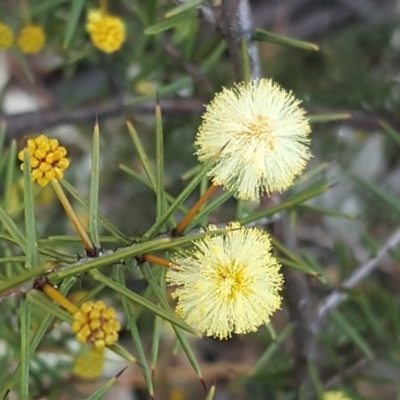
[85, 370, 125, 400]
[117, 269, 154, 397]
[23, 151, 39, 270]
[63, 0, 85, 48]
[205, 384, 216, 400]
[4, 140, 17, 214]
[252, 28, 319, 51]
[331, 311, 373, 359]
[351, 173, 400, 214]
[308, 114, 351, 124]
[144, 10, 195, 35]
[89, 122, 100, 248]
[164, 0, 204, 18]
[379, 120, 400, 147]
[19, 299, 31, 400]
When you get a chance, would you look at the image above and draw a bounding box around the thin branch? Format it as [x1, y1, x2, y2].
[218, 0, 261, 81]
[1, 98, 205, 139]
[272, 202, 316, 388]
[317, 227, 400, 321]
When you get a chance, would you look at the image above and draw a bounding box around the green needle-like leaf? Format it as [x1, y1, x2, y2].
[351, 173, 400, 214]
[46, 228, 231, 282]
[0, 122, 6, 175]
[3, 140, 17, 213]
[155, 104, 165, 222]
[19, 299, 31, 400]
[379, 120, 400, 147]
[144, 10, 195, 35]
[23, 150, 39, 269]
[205, 384, 216, 400]
[141, 154, 219, 241]
[89, 122, 101, 248]
[117, 269, 154, 397]
[331, 311, 373, 359]
[164, 0, 204, 18]
[252, 28, 319, 51]
[60, 179, 129, 244]
[126, 120, 157, 189]
[308, 114, 351, 124]
[26, 290, 73, 324]
[142, 264, 204, 382]
[119, 163, 187, 217]
[248, 324, 292, 376]
[89, 270, 198, 335]
[63, 0, 85, 48]
[0, 204, 27, 254]
[85, 369, 126, 400]
[240, 179, 329, 225]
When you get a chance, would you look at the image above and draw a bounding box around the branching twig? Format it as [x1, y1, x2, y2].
[316, 227, 400, 321]
[1, 97, 205, 139]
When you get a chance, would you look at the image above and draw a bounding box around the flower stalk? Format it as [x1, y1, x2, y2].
[51, 180, 95, 254]
[42, 283, 79, 314]
[174, 184, 218, 235]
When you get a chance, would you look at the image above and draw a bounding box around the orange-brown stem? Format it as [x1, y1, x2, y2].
[42, 283, 79, 315]
[51, 180, 95, 253]
[143, 254, 171, 268]
[174, 184, 218, 235]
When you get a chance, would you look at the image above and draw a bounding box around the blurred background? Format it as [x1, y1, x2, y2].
[2, 0, 400, 399]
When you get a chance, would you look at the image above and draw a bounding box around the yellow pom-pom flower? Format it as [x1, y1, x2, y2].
[86, 9, 126, 53]
[17, 24, 45, 54]
[166, 222, 283, 339]
[195, 79, 311, 201]
[18, 134, 70, 187]
[73, 346, 104, 380]
[322, 391, 352, 400]
[0, 23, 14, 50]
[71, 301, 121, 350]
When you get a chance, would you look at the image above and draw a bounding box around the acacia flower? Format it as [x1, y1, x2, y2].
[73, 346, 105, 380]
[18, 134, 70, 187]
[195, 79, 311, 201]
[86, 9, 126, 53]
[322, 391, 352, 400]
[71, 301, 121, 350]
[0, 23, 14, 50]
[166, 222, 283, 339]
[17, 24, 45, 54]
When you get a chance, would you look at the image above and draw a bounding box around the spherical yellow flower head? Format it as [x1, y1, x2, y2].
[73, 346, 104, 380]
[166, 222, 284, 339]
[17, 24, 45, 54]
[71, 301, 121, 350]
[18, 134, 70, 187]
[196, 79, 311, 201]
[86, 9, 126, 53]
[0, 23, 14, 50]
[322, 391, 352, 400]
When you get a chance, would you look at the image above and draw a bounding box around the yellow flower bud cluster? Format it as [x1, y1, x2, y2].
[18, 134, 70, 187]
[71, 301, 121, 350]
[0, 22, 14, 50]
[17, 24, 46, 54]
[86, 9, 126, 53]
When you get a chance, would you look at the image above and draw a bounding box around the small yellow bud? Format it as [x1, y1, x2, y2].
[18, 134, 70, 186]
[17, 24, 46, 54]
[0, 23, 14, 50]
[72, 301, 121, 348]
[86, 9, 126, 53]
